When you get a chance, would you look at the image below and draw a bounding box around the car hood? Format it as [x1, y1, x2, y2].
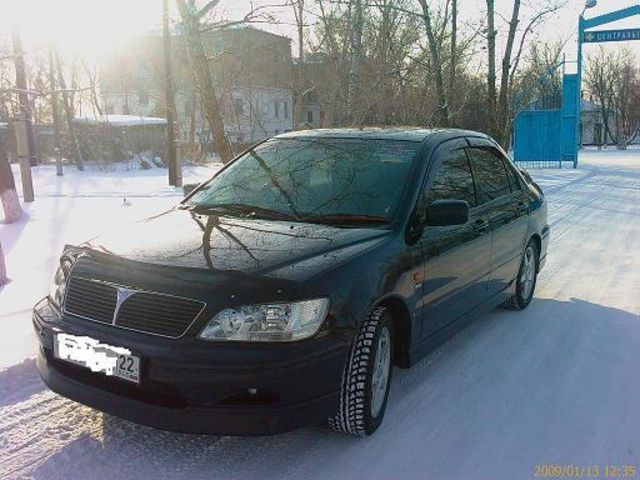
[83, 208, 392, 280]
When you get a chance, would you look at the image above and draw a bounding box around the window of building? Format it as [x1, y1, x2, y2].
[274, 100, 279, 118]
[284, 101, 289, 119]
[307, 110, 314, 123]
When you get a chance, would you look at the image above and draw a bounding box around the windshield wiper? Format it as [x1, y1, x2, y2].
[300, 213, 390, 225]
[188, 203, 299, 221]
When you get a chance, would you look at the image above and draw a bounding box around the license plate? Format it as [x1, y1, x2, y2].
[54, 333, 140, 384]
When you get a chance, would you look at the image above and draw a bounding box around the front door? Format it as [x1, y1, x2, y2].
[419, 139, 492, 339]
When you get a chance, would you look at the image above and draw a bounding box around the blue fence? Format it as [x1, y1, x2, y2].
[513, 72, 579, 169]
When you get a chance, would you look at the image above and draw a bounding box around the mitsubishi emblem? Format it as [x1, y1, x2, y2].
[113, 287, 138, 325]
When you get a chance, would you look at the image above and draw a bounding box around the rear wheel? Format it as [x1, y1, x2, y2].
[504, 240, 538, 310]
[327, 307, 393, 436]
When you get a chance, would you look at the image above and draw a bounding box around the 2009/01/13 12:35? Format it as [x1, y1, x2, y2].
[534, 464, 637, 478]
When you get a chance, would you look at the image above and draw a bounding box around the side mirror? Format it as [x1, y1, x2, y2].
[426, 200, 469, 226]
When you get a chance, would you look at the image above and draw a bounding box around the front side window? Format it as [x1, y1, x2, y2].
[425, 147, 477, 207]
[468, 147, 511, 202]
[189, 138, 421, 223]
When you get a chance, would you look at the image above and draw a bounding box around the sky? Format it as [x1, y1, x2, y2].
[0, 0, 638, 61]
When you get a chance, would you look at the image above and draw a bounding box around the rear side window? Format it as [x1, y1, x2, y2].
[425, 147, 477, 207]
[503, 160, 522, 192]
[468, 147, 512, 202]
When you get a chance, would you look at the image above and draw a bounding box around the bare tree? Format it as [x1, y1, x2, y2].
[290, 0, 306, 128]
[164, 0, 179, 184]
[346, 0, 364, 125]
[54, 49, 84, 169]
[177, 0, 234, 163]
[585, 47, 640, 149]
[12, 27, 37, 167]
[483, 0, 564, 145]
[418, 0, 449, 126]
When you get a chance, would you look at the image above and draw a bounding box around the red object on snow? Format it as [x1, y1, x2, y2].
[0, 241, 6, 285]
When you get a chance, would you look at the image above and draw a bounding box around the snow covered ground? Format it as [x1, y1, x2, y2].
[0, 149, 638, 479]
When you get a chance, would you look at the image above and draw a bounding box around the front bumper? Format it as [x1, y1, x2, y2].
[33, 298, 352, 435]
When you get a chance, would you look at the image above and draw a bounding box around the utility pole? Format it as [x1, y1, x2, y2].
[12, 26, 37, 168]
[163, 0, 179, 186]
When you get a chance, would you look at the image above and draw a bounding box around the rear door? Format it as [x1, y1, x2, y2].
[419, 139, 492, 339]
[467, 140, 530, 295]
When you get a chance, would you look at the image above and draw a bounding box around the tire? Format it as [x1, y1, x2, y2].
[503, 239, 539, 311]
[327, 307, 393, 436]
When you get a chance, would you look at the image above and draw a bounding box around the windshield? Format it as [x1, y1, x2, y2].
[188, 137, 421, 224]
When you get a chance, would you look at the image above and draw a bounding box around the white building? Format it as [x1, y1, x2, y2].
[102, 85, 293, 145]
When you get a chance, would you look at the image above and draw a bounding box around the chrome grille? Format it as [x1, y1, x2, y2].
[63, 277, 206, 338]
[65, 277, 117, 324]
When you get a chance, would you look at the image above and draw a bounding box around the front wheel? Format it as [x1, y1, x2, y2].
[327, 307, 393, 436]
[503, 239, 538, 310]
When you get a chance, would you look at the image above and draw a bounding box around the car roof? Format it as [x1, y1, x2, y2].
[275, 127, 491, 143]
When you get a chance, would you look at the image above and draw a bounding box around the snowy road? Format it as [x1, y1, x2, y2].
[1, 150, 639, 479]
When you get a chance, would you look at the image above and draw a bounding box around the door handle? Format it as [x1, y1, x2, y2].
[474, 218, 489, 233]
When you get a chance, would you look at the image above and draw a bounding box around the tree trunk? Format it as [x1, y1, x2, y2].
[0, 133, 22, 223]
[48, 46, 62, 155]
[54, 49, 84, 170]
[449, 0, 457, 93]
[496, 0, 521, 147]
[346, 0, 363, 125]
[177, 0, 234, 164]
[293, 0, 305, 129]
[12, 26, 37, 167]
[163, 0, 179, 184]
[419, 0, 449, 127]
[486, 0, 497, 123]
[188, 90, 197, 159]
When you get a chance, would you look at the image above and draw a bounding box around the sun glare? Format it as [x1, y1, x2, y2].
[2, 0, 163, 58]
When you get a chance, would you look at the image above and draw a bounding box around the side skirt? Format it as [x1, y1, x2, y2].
[406, 286, 515, 367]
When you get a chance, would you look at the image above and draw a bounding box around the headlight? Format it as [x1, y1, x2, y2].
[48, 247, 82, 309]
[198, 298, 330, 342]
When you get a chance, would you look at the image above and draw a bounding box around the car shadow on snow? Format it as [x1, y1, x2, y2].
[31, 297, 640, 480]
[0, 357, 46, 407]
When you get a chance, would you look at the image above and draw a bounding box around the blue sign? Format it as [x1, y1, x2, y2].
[583, 28, 640, 43]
